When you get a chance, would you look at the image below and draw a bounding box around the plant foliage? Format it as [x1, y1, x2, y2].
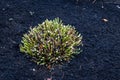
[20, 18, 82, 67]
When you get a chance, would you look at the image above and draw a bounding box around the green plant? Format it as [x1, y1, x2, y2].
[20, 18, 82, 68]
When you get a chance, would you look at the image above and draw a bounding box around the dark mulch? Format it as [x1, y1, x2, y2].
[0, 0, 120, 80]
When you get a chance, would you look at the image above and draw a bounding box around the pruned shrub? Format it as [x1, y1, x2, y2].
[20, 18, 82, 68]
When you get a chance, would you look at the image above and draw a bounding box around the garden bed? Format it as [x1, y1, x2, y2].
[0, 0, 120, 80]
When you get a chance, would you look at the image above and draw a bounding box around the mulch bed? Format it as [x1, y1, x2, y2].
[0, 0, 120, 80]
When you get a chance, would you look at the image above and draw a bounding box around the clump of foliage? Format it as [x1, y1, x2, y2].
[20, 18, 82, 68]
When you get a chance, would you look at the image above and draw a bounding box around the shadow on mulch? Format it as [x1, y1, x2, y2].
[0, 0, 120, 80]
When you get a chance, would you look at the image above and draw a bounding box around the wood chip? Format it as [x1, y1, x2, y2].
[46, 78, 52, 80]
[102, 18, 108, 22]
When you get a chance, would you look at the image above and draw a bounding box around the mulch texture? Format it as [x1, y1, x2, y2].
[0, 0, 120, 80]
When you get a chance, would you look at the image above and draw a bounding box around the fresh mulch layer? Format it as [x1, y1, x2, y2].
[0, 0, 120, 80]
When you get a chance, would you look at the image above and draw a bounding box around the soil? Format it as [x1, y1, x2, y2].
[0, 0, 120, 80]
